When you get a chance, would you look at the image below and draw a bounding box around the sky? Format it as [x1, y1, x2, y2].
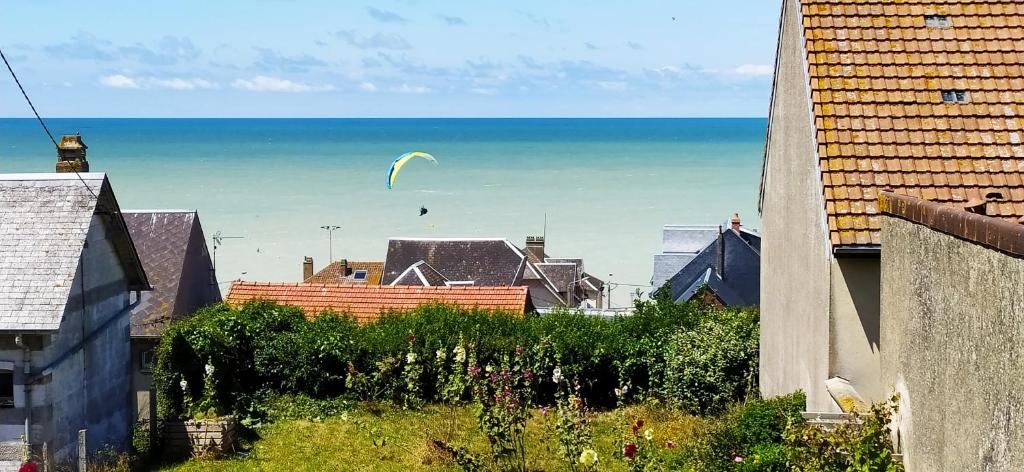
[0, 0, 781, 117]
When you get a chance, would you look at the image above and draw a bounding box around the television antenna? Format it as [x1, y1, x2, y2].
[211, 231, 244, 271]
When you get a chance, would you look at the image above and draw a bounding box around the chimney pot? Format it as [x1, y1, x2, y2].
[730, 213, 742, 233]
[56, 134, 89, 173]
[302, 256, 314, 281]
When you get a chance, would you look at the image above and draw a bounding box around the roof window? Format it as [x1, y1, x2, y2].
[924, 15, 952, 28]
[941, 90, 969, 104]
[353, 270, 368, 281]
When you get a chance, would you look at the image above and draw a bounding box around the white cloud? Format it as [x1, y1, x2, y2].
[359, 82, 378, 92]
[470, 87, 497, 95]
[733, 64, 773, 77]
[99, 75, 215, 90]
[99, 74, 140, 89]
[392, 84, 432, 94]
[231, 76, 334, 92]
[150, 78, 215, 90]
[594, 81, 628, 91]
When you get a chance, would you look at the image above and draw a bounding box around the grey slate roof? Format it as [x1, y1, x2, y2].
[0, 173, 148, 331]
[662, 229, 761, 307]
[391, 260, 450, 287]
[651, 225, 720, 288]
[382, 238, 526, 286]
[534, 263, 577, 293]
[124, 210, 221, 337]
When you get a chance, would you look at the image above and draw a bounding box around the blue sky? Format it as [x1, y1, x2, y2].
[0, 0, 780, 117]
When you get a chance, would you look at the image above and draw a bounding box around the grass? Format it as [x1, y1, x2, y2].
[159, 402, 702, 472]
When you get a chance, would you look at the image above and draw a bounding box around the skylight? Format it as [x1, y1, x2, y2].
[924, 15, 952, 28]
[353, 270, 368, 280]
[941, 90, 969, 104]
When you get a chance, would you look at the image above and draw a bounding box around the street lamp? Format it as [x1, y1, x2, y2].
[320, 225, 341, 262]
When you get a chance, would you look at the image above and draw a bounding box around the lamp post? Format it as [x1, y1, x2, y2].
[320, 225, 341, 262]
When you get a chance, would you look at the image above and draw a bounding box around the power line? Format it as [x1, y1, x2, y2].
[0, 45, 97, 199]
[0, 47, 57, 148]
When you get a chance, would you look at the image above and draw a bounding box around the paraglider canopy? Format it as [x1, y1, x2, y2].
[386, 151, 438, 189]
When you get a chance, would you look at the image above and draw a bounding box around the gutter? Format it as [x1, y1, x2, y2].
[833, 246, 881, 257]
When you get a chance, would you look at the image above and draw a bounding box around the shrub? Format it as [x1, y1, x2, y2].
[785, 396, 903, 472]
[660, 307, 760, 414]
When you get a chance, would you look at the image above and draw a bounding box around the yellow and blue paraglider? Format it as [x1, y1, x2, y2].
[386, 151, 438, 189]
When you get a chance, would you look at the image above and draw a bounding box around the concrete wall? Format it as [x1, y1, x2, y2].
[828, 258, 883, 403]
[131, 339, 156, 422]
[881, 216, 1024, 471]
[759, 0, 836, 412]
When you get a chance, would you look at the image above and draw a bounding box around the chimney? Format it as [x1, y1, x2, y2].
[339, 259, 349, 277]
[525, 236, 546, 263]
[303, 256, 314, 281]
[717, 225, 726, 280]
[56, 134, 89, 173]
[730, 213, 742, 234]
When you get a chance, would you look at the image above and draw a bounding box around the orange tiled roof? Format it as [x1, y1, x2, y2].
[304, 261, 384, 285]
[801, 0, 1024, 246]
[226, 282, 529, 323]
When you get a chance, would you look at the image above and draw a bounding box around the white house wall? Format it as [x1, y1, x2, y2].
[759, 0, 837, 413]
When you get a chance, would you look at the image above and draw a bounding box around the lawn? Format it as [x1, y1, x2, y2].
[160, 402, 702, 472]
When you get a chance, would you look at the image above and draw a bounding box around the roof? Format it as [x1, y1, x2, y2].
[661, 226, 721, 253]
[123, 210, 220, 337]
[534, 263, 578, 292]
[789, 0, 1024, 247]
[880, 191, 1024, 257]
[305, 261, 384, 285]
[382, 238, 526, 286]
[226, 282, 530, 323]
[0, 173, 149, 331]
[664, 229, 761, 307]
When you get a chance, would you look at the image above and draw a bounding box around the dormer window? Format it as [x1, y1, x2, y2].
[941, 90, 969, 103]
[925, 15, 952, 28]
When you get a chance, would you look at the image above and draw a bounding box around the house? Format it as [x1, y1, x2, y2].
[226, 282, 531, 323]
[302, 258, 384, 285]
[759, 0, 1024, 413]
[660, 215, 760, 307]
[0, 169, 150, 464]
[651, 225, 720, 290]
[122, 210, 221, 425]
[381, 237, 604, 309]
[879, 192, 1024, 470]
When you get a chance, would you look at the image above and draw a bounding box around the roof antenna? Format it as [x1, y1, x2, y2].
[543, 213, 547, 241]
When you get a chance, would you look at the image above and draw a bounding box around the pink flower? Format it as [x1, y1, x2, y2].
[19, 463, 37, 472]
[734, 455, 744, 463]
[631, 418, 645, 434]
[515, 345, 525, 355]
[665, 439, 676, 449]
[623, 442, 638, 460]
[468, 366, 481, 377]
[540, 406, 550, 416]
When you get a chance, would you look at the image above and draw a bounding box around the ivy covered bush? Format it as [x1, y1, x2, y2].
[154, 296, 760, 422]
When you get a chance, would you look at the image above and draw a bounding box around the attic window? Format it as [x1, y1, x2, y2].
[352, 270, 368, 281]
[924, 15, 952, 28]
[941, 90, 969, 103]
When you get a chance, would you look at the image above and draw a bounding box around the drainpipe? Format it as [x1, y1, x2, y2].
[15, 334, 31, 448]
[717, 225, 726, 280]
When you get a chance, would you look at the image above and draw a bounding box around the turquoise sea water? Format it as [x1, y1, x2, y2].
[0, 118, 766, 304]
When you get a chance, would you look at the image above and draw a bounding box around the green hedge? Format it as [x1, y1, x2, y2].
[154, 295, 759, 421]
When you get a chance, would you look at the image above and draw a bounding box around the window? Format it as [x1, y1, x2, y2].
[941, 90, 969, 103]
[0, 370, 13, 408]
[353, 270, 368, 281]
[924, 15, 952, 28]
[141, 349, 156, 372]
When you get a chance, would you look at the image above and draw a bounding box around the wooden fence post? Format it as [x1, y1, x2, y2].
[77, 429, 86, 472]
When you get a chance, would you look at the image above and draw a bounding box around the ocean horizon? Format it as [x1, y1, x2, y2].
[0, 118, 766, 305]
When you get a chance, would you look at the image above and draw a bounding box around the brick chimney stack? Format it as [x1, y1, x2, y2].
[730, 213, 742, 234]
[56, 134, 89, 173]
[303, 257, 314, 281]
[339, 259, 349, 277]
[525, 236, 546, 263]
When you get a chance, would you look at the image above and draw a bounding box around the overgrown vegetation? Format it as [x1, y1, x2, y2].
[154, 294, 760, 424]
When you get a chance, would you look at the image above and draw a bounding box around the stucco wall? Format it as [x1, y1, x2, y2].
[759, 0, 836, 412]
[828, 258, 882, 403]
[881, 216, 1024, 471]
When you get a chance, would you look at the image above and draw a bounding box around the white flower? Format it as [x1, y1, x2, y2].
[453, 345, 467, 363]
[578, 448, 599, 466]
[552, 367, 564, 384]
[435, 348, 446, 362]
[485, 364, 494, 373]
[406, 352, 417, 364]
[644, 428, 654, 441]
[204, 363, 215, 377]
[179, 379, 188, 392]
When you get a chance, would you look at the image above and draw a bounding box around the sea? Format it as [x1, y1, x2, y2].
[0, 118, 766, 306]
